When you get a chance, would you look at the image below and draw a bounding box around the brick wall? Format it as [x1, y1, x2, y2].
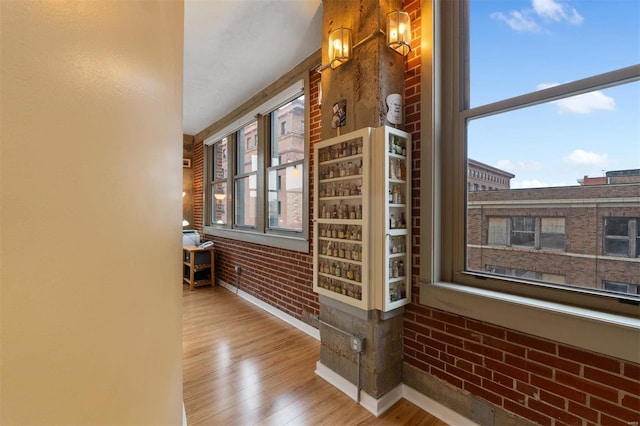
[403, 305, 640, 425]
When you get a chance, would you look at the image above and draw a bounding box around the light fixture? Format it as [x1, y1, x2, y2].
[182, 219, 189, 227]
[387, 10, 411, 56]
[328, 27, 352, 70]
[317, 9, 411, 72]
[214, 193, 226, 201]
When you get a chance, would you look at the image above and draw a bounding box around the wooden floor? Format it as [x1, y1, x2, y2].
[183, 285, 448, 426]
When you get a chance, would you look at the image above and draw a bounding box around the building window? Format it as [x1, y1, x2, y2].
[487, 216, 565, 250]
[487, 217, 507, 246]
[203, 80, 309, 252]
[603, 281, 640, 296]
[604, 217, 638, 257]
[540, 217, 566, 250]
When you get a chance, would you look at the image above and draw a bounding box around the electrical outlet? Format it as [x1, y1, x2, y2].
[235, 265, 241, 274]
[350, 335, 364, 353]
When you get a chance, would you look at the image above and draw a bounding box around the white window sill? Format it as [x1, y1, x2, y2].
[203, 225, 309, 253]
[420, 281, 640, 363]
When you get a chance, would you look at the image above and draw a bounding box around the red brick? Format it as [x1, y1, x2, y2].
[467, 320, 506, 339]
[415, 351, 444, 371]
[464, 381, 503, 406]
[483, 335, 526, 357]
[600, 413, 634, 426]
[432, 330, 464, 348]
[504, 354, 553, 379]
[485, 358, 530, 383]
[447, 344, 483, 365]
[590, 397, 640, 423]
[621, 394, 640, 411]
[531, 375, 587, 404]
[416, 335, 446, 352]
[444, 323, 482, 342]
[556, 370, 619, 402]
[528, 399, 582, 425]
[504, 399, 553, 426]
[404, 319, 432, 338]
[464, 340, 504, 361]
[528, 349, 581, 374]
[445, 363, 482, 386]
[516, 380, 538, 398]
[624, 362, 640, 381]
[558, 346, 620, 373]
[539, 390, 566, 409]
[474, 364, 493, 381]
[431, 309, 466, 327]
[567, 401, 599, 423]
[584, 366, 640, 396]
[493, 371, 514, 388]
[431, 366, 463, 388]
[482, 378, 526, 404]
[506, 332, 555, 354]
[455, 358, 474, 373]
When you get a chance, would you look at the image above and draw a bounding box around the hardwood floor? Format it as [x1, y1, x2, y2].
[183, 285, 448, 426]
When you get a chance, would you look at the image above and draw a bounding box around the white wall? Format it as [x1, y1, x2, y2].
[0, 1, 184, 424]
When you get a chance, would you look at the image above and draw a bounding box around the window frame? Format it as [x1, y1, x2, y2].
[266, 94, 306, 234]
[419, 0, 640, 363]
[604, 217, 638, 258]
[202, 78, 310, 253]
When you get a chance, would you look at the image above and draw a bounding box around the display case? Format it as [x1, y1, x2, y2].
[313, 126, 411, 312]
[371, 126, 411, 311]
[313, 128, 370, 310]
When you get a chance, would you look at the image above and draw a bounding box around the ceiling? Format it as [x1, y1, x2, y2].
[183, 0, 323, 136]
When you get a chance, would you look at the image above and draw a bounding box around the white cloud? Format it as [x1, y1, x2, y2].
[562, 149, 609, 167]
[491, 0, 583, 33]
[511, 179, 574, 189]
[496, 159, 542, 173]
[537, 83, 616, 114]
[532, 0, 584, 24]
[511, 179, 549, 189]
[491, 11, 540, 32]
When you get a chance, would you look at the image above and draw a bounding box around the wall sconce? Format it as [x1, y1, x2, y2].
[214, 193, 226, 201]
[317, 9, 411, 72]
[328, 27, 352, 70]
[387, 10, 411, 56]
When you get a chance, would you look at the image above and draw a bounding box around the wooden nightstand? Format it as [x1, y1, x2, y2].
[183, 246, 215, 290]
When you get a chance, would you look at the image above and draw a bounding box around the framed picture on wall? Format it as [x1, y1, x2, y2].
[183, 158, 192, 168]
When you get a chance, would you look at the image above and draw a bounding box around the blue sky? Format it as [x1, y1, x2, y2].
[467, 0, 640, 188]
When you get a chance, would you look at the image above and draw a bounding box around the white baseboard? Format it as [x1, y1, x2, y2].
[182, 401, 187, 426]
[218, 280, 320, 341]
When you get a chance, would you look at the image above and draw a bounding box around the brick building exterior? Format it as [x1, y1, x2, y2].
[467, 179, 640, 295]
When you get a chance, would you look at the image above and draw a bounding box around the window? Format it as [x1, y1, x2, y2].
[604, 217, 639, 257]
[459, 0, 639, 300]
[488, 218, 507, 245]
[423, 0, 638, 362]
[604, 281, 640, 296]
[268, 95, 305, 231]
[203, 80, 308, 251]
[209, 138, 229, 225]
[486, 216, 565, 250]
[235, 121, 258, 228]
